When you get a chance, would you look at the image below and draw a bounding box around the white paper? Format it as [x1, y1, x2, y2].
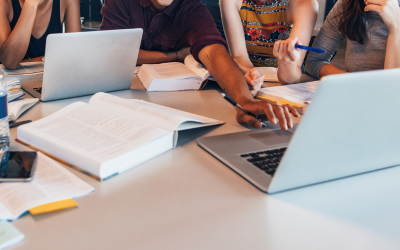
[19, 102, 169, 163]
[143, 62, 198, 80]
[0, 152, 94, 220]
[258, 81, 320, 105]
[90, 92, 220, 131]
[1, 62, 44, 76]
[257, 67, 279, 82]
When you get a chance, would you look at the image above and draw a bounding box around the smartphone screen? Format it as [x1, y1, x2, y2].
[0, 151, 37, 181]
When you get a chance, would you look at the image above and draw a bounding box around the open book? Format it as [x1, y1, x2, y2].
[17, 93, 224, 181]
[8, 98, 39, 122]
[258, 67, 279, 82]
[0, 62, 44, 83]
[256, 81, 320, 114]
[0, 152, 94, 220]
[138, 55, 214, 91]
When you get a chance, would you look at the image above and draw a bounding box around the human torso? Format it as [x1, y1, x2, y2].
[239, 0, 292, 67]
[126, 0, 196, 51]
[8, 0, 63, 59]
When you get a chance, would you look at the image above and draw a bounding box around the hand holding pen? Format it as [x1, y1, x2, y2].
[221, 93, 299, 130]
[273, 37, 325, 64]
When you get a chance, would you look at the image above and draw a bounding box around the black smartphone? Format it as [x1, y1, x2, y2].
[0, 151, 37, 182]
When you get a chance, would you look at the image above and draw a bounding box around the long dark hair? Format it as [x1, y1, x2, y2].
[338, 0, 368, 44]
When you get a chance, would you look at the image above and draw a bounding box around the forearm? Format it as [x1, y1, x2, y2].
[0, 2, 38, 69]
[277, 61, 303, 84]
[319, 64, 347, 78]
[233, 55, 255, 74]
[199, 44, 254, 104]
[137, 49, 177, 65]
[384, 29, 400, 69]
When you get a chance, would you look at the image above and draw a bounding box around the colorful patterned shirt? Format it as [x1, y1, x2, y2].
[240, 0, 292, 67]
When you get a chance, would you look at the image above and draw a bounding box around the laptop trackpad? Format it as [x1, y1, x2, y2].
[248, 129, 292, 147]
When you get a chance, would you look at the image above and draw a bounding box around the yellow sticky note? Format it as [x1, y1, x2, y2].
[29, 199, 78, 215]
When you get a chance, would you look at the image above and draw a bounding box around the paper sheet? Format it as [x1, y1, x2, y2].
[1, 62, 44, 76]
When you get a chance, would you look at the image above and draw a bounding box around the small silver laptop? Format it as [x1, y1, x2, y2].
[197, 69, 400, 193]
[22, 29, 143, 101]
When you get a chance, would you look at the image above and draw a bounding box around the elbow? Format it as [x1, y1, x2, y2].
[2, 60, 19, 70]
[0, 53, 19, 70]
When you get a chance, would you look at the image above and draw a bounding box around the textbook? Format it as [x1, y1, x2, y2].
[0, 62, 44, 83]
[138, 55, 214, 91]
[256, 81, 320, 114]
[258, 67, 279, 82]
[0, 152, 94, 220]
[17, 92, 224, 180]
[8, 98, 39, 122]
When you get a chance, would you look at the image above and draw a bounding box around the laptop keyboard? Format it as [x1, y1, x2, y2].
[33, 87, 42, 94]
[240, 147, 287, 176]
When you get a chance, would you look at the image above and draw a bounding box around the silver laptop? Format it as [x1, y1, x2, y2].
[22, 29, 143, 101]
[197, 68, 400, 194]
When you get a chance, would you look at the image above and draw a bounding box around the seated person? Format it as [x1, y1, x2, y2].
[220, 0, 318, 92]
[0, 0, 81, 69]
[100, 0, 299, 130]
[305, 0, 400, 79]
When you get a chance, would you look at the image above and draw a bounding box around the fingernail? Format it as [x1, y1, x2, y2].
[274, 118, 277, 124]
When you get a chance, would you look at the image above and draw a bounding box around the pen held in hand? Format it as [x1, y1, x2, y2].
[295, 44, 325, 54]
[221, 93, 267, 127]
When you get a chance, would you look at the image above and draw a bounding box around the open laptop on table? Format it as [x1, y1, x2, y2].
[22, 29, 143, 102]
[197, 68, 400, 194]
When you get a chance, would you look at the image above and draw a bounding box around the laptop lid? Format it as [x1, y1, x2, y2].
[268, 68, 400, 193]
[41, 29, 143, 101]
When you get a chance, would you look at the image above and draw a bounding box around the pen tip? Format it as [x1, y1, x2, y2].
[221, 93, 226, 97]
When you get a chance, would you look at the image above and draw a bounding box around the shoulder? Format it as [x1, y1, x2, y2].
[287, 0, 318, 11]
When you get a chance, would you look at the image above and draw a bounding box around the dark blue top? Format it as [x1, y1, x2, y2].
[9, 0, 62, 59]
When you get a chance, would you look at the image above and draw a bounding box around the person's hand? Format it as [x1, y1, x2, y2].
[176, 47, 190, 62]
[245, 68, 265, 97]
[364, 0, 400, 31]
[236, 100, 299, 130]
[273, 37, 302, 63]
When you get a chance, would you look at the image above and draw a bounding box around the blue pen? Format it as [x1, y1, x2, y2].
[295, 44, 325, 54]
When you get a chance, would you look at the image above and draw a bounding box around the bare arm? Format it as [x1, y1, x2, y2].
[137, 47, 190, 65]
[0, 0, 42, 69]
[220, 0, 265, 95]
[274, 0, 318, 84]
[304, 1, 346, 78]
[64, 0, 81, 32]
[220, 0, 253, 74]
[199, 44, 299, 130]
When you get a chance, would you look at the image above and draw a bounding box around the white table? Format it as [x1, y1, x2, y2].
[8, 77, 400, 250]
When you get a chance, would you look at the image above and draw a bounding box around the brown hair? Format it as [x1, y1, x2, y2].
[338, 0, 368, 44]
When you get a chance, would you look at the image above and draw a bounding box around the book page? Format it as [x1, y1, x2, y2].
[0, 152, 94, 220]
[257, 81, 320, 105]
[184, 55, 211, 80]
[8, 98, 39, 122]
[1, 62, 44, 76]
[89, 93, 221, 132]
[142, 62, 201, 80]
[17, 102, 170, 175]
[257, 67, 279, 82]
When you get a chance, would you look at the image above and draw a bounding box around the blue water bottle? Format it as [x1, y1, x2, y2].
[0, 75, 10, 177]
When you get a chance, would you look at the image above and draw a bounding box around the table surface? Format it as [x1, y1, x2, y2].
[7, 76, 400, 250]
